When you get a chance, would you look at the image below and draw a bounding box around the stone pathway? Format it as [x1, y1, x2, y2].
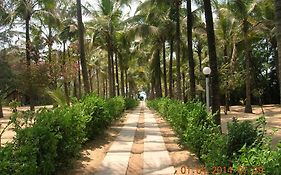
[94, 102, 175, 175]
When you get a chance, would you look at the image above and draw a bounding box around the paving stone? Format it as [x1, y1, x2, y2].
[143, 104, 175, 175]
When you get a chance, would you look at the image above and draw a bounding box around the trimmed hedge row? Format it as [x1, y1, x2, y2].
[148, 98, 281, 174]
[0, 95, 138, 175]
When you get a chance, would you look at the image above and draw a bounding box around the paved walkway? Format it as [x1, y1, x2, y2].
[95, 102, 175, 175]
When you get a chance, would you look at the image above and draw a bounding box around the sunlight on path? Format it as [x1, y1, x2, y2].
[95, 104, 141, 175]
[143, 104, 175, 175]
[94, 102, 175, 175]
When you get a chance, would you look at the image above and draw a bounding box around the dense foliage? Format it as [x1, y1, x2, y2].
[148, 98, 281, 174]
[0, 95, 138, 175]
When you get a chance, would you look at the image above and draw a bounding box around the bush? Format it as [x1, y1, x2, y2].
[148, 98, 280, 174]
[78, 95, 110, 139]
[226, 118, 258, 158]
[35, 107, 86, 166]
[148, 98, 220, 157]
[0, 94, 127, 175]
[107, 96, 125, 119]
[125, 98, 139, 109]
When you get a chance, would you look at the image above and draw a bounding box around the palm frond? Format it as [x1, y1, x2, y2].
[46, 88, 68, 107]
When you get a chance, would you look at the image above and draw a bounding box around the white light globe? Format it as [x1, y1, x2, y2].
[203, 67, 211, 75]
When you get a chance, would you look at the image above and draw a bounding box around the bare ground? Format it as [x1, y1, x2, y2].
[221, 104, 281, 147]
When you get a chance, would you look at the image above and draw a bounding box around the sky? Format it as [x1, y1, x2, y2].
[82, 0, 143, 19]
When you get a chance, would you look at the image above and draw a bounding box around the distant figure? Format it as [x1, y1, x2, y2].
[139, 91, 147, 101]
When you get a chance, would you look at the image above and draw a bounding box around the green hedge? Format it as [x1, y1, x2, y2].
[0, 94, 128, 175]
[124, 98, 139, 110]
[148, 98, 281, 174]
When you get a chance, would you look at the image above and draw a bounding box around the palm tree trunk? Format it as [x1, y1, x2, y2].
[175, 0, 182, 100]
[107, 45, 113, 97]
[182, 72, 187, 102]
[89, 69, 93, 92]
[73, 79, 78, 98]
[105, 76, 108, 98]
[198, 44, 202, 72]
[76, 0, 90, 94]
[0, 98, 3, 118]
[203, 0, 221, 126]
[96, 68, 100, 95]
[154, 49, 162, 98]
[169, 39, 174, 98]
[275, 0, 281, 104]
[48, 25, 52, 63]
[187, 0, 196, 99]
[243, 27, 252, 113]
[120, 54, 125, 97]
[115, 53, 120, 96]
[163, 42, 168, 97]
[111, 52, 115, 97]
[62, 42, 70, 105]
[125, 69, 129, 97]
[25, 14, 35, 111]
[78, 60, 82, 99]
[26, 15, 31, 67]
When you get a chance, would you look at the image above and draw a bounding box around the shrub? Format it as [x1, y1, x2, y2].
[226, 118, 258, 158]
[148, 98, 280, 174]
[35, 107, 86, 166]
[125, 98, 139, 109]
[107, 96, 125, 119]
[0, 94, 128, 174]
[78, 94, 110, 139]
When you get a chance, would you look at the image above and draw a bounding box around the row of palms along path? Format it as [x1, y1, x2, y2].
[93, 101, 201, 175]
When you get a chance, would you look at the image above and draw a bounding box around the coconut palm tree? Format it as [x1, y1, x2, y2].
[86, 0, 132, 97]
[76, 0, 90, 94]
[175, 0, 182, 100]
[203, 0, 221, 125]
[8, 0, 56, 110]
[228, 0, 262, 113]
[186, 0, 196, 99]
[274, 0, 281, 103]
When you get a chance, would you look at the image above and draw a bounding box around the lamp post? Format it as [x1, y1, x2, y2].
[203, 67, 211, 111]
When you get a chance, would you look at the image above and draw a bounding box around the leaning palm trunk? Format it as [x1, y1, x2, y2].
[275, 0, 281, 104]
[203, 0, 221, 126]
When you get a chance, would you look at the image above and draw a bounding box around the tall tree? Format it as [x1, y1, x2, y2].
[203, 0, 221, 125]
[76, 0, 90, 94]
[275, 0, 281, 104]
[228, 0, 261, 113]
[187, 0, 196, 99]
[169, 39, 174, 98]
[162, 41, 168, 97]
[175, 0, 182, 100]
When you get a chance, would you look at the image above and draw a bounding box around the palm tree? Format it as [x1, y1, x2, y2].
[9, 0, 56, 110]
[186, 0, 196, 99]
[175, 0, 182, 100]
[86, 0, 132, 97]
[76, 0, 90, 94]
[275, 0, 281, 103]
[203, 0, 221, 125]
